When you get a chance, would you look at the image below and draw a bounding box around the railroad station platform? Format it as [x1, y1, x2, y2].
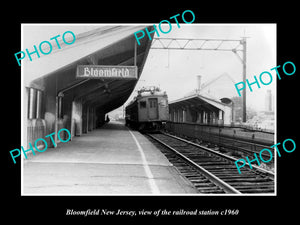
[22, 121, 197, 195]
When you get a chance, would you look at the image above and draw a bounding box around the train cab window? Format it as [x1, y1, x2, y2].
[160, 99, 167, 107]
[140, 101, 146, 108]
[149, 98, 157, 108]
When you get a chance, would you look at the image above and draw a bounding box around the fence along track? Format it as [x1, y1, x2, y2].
[147, 133, 275, 194]
[165, 122, 274, 158]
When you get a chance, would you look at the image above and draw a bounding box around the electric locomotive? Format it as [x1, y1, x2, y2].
[125, 87, 169, 131]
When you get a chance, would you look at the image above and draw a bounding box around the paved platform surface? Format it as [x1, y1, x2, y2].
[22, 121, 197, 195]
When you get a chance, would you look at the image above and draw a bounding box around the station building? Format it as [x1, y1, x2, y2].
[168, 93, 233, 126]
[22, 25, 153, 149]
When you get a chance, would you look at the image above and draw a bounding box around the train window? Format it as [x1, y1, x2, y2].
[140, 101, 146, 108]
[160, 99, 167, 107]
[149, 98, 157, 108]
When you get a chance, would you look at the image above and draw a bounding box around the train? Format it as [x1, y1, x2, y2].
[125, 87, 169, 131]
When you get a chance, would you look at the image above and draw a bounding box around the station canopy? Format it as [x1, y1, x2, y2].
[169, 93, 230, 112]
[23, 25, 153, 114]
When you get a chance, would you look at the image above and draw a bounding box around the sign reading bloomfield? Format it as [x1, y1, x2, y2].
[76, 65, 138, 79]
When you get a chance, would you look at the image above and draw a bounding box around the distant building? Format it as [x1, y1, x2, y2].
[230, 96, 257, 123]
[265, 90, 274, 112]
[243, 90, 275, 131]
[199, 72, 237, 100]
[184, 73, 237, 100]
[184, 73, 241, 124]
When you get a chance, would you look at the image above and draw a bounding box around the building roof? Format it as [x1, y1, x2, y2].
[169, 93, 230, 112]
[23, 25, 147, 87]
[23, 25, 153, 114]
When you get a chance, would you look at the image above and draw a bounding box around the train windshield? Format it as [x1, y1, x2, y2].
[140, 101, 146, 108]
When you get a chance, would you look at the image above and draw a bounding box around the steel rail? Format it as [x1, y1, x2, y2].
[148, 134, 242, 194]
[162, 131, 275, 179]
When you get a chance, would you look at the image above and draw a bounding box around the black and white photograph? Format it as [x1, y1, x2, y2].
[20, 23, 276, 196]
[4, 6, 298, 224]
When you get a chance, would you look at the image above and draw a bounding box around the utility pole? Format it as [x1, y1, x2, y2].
[242, 37, 247, 123]
[151, 37, 249, 122]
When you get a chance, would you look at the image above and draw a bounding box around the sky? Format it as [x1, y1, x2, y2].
[22, 23, 276, 112]
[126, 24, 276, 111]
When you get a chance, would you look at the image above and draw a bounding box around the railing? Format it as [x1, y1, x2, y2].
[165, 122, 275, 157]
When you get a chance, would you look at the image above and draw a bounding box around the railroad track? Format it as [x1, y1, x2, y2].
[146, 132, 275, 194]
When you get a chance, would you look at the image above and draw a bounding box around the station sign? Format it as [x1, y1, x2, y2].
[76, 65, 138, 79]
